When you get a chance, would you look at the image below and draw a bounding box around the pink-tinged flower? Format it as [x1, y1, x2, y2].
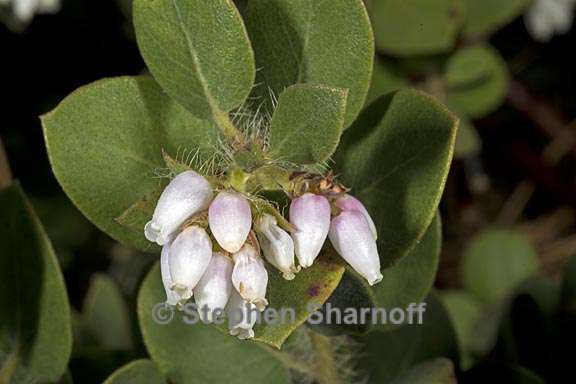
[160, 242, 180, 306]
[329, 211, 383, 286]
[208, 191, 252, 253]
[227, 289, 258, 340]
[255, 214, 300, 280]
[289, 193, 331, 268]
[335, 194, 377, 240]
[145, 171, 213, 246]
[168, 226, 213, 302]
[194, 252, 233, 323]
[231, 244, 268, 311]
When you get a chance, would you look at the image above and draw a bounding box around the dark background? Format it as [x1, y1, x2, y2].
[1, 1, 575, 382]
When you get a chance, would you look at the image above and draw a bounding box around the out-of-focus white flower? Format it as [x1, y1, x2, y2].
[289, 193, 331, 268]
[160, 241, 181, 306]
[255, 214, 300, 280]
[227, 289, 258, 340]
[208, 191, 252, 253]
[231, 244, 269, 311]
[168, 226, 213, 302]
[1, 0, 61, 24]
[194, 252, 233, 323]
[145, 170, 213, 246]
[329, 211, 383, 286]
[335, 194, 378, 240]
[525, 0, 576, 42]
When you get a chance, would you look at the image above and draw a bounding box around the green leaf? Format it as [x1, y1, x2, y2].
[103, 359, 166, 384]
[133, 0, 255, 120]
[83, 274, 134, 351]
[494, 275, 560, 375]
[446, 45, 508, 119]
[461, 228, 539, 305]
[391, 358, 456, 384]
[137, 264, 291, 384]
[42, 76, 219, 251]
[245, 0, 374, 128]
[461, 0, 530, 38]
[69, 349, 136, 384]
[445, 54, 491, 89]
[335, 90, 457, 266]
[252, 252, 345, 347]
[440, 290, 483, 369]
[517, 275, 560, 321]
[306, 268, 375, 336]
[0, 184, 72, 383]
[115, 187, 164, 234]
[366, 58, 408, 106]
[371, 0, 463, 57]
[308, 214, 441, 335]
[371, 214, 442, 331]
[269, 84, 348, 165]
[360, 293, 460, 384]
[454, 117, 481, 158]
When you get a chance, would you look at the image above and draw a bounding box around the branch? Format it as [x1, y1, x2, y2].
[309, 331, 341, 384]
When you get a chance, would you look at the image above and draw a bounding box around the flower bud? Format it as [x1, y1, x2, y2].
[227, 290, 258, 340]
[208, 191, 252, 253]
[255, 214, 299, 280]
[231, 244, 268, 311]
[329, 211, 383, 286]
[289, 193, 331, 268]
[194, 252, 233, 323]
[160, 242, 180, 306]
[145, 171, 213, 246]
[168, 226, 213, 302]
[335, 194, 378, 240]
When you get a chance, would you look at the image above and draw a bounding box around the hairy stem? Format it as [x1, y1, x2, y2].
[0, 137, 13, 190]
[262, 346, 314, 377]
[309, 331, 341, 384]
[213, 110, 244, 146]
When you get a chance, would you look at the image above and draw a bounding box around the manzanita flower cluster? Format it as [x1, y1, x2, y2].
[145, 169, 382, 340]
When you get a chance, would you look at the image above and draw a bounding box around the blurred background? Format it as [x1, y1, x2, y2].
[1, 0, 575, 382]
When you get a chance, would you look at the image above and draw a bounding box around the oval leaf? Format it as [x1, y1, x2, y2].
[446, 45, 509, 119]
[371, 214, 442, 331]
[246, 0, 374, 128]
[440, 290, 483, 369]
[103, 359, 166, 384]
[137, 264, 291, 383]
[83, 274, 134, 351]
[0, 184, 72, 383]
[133, 0, 255, 120]
[269, 84, 347, 165]
[462, 228, 539, 305]
[461, 0, 530, 38]
[307, 214, 441, 335]
[335, 90, 457, 266]
[360, 293, 460, 384]
[42, 76, 219, 251]
[370, 0, 463, 57]
[366, 58, 408, 106]
[257, 252, 345, 346]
